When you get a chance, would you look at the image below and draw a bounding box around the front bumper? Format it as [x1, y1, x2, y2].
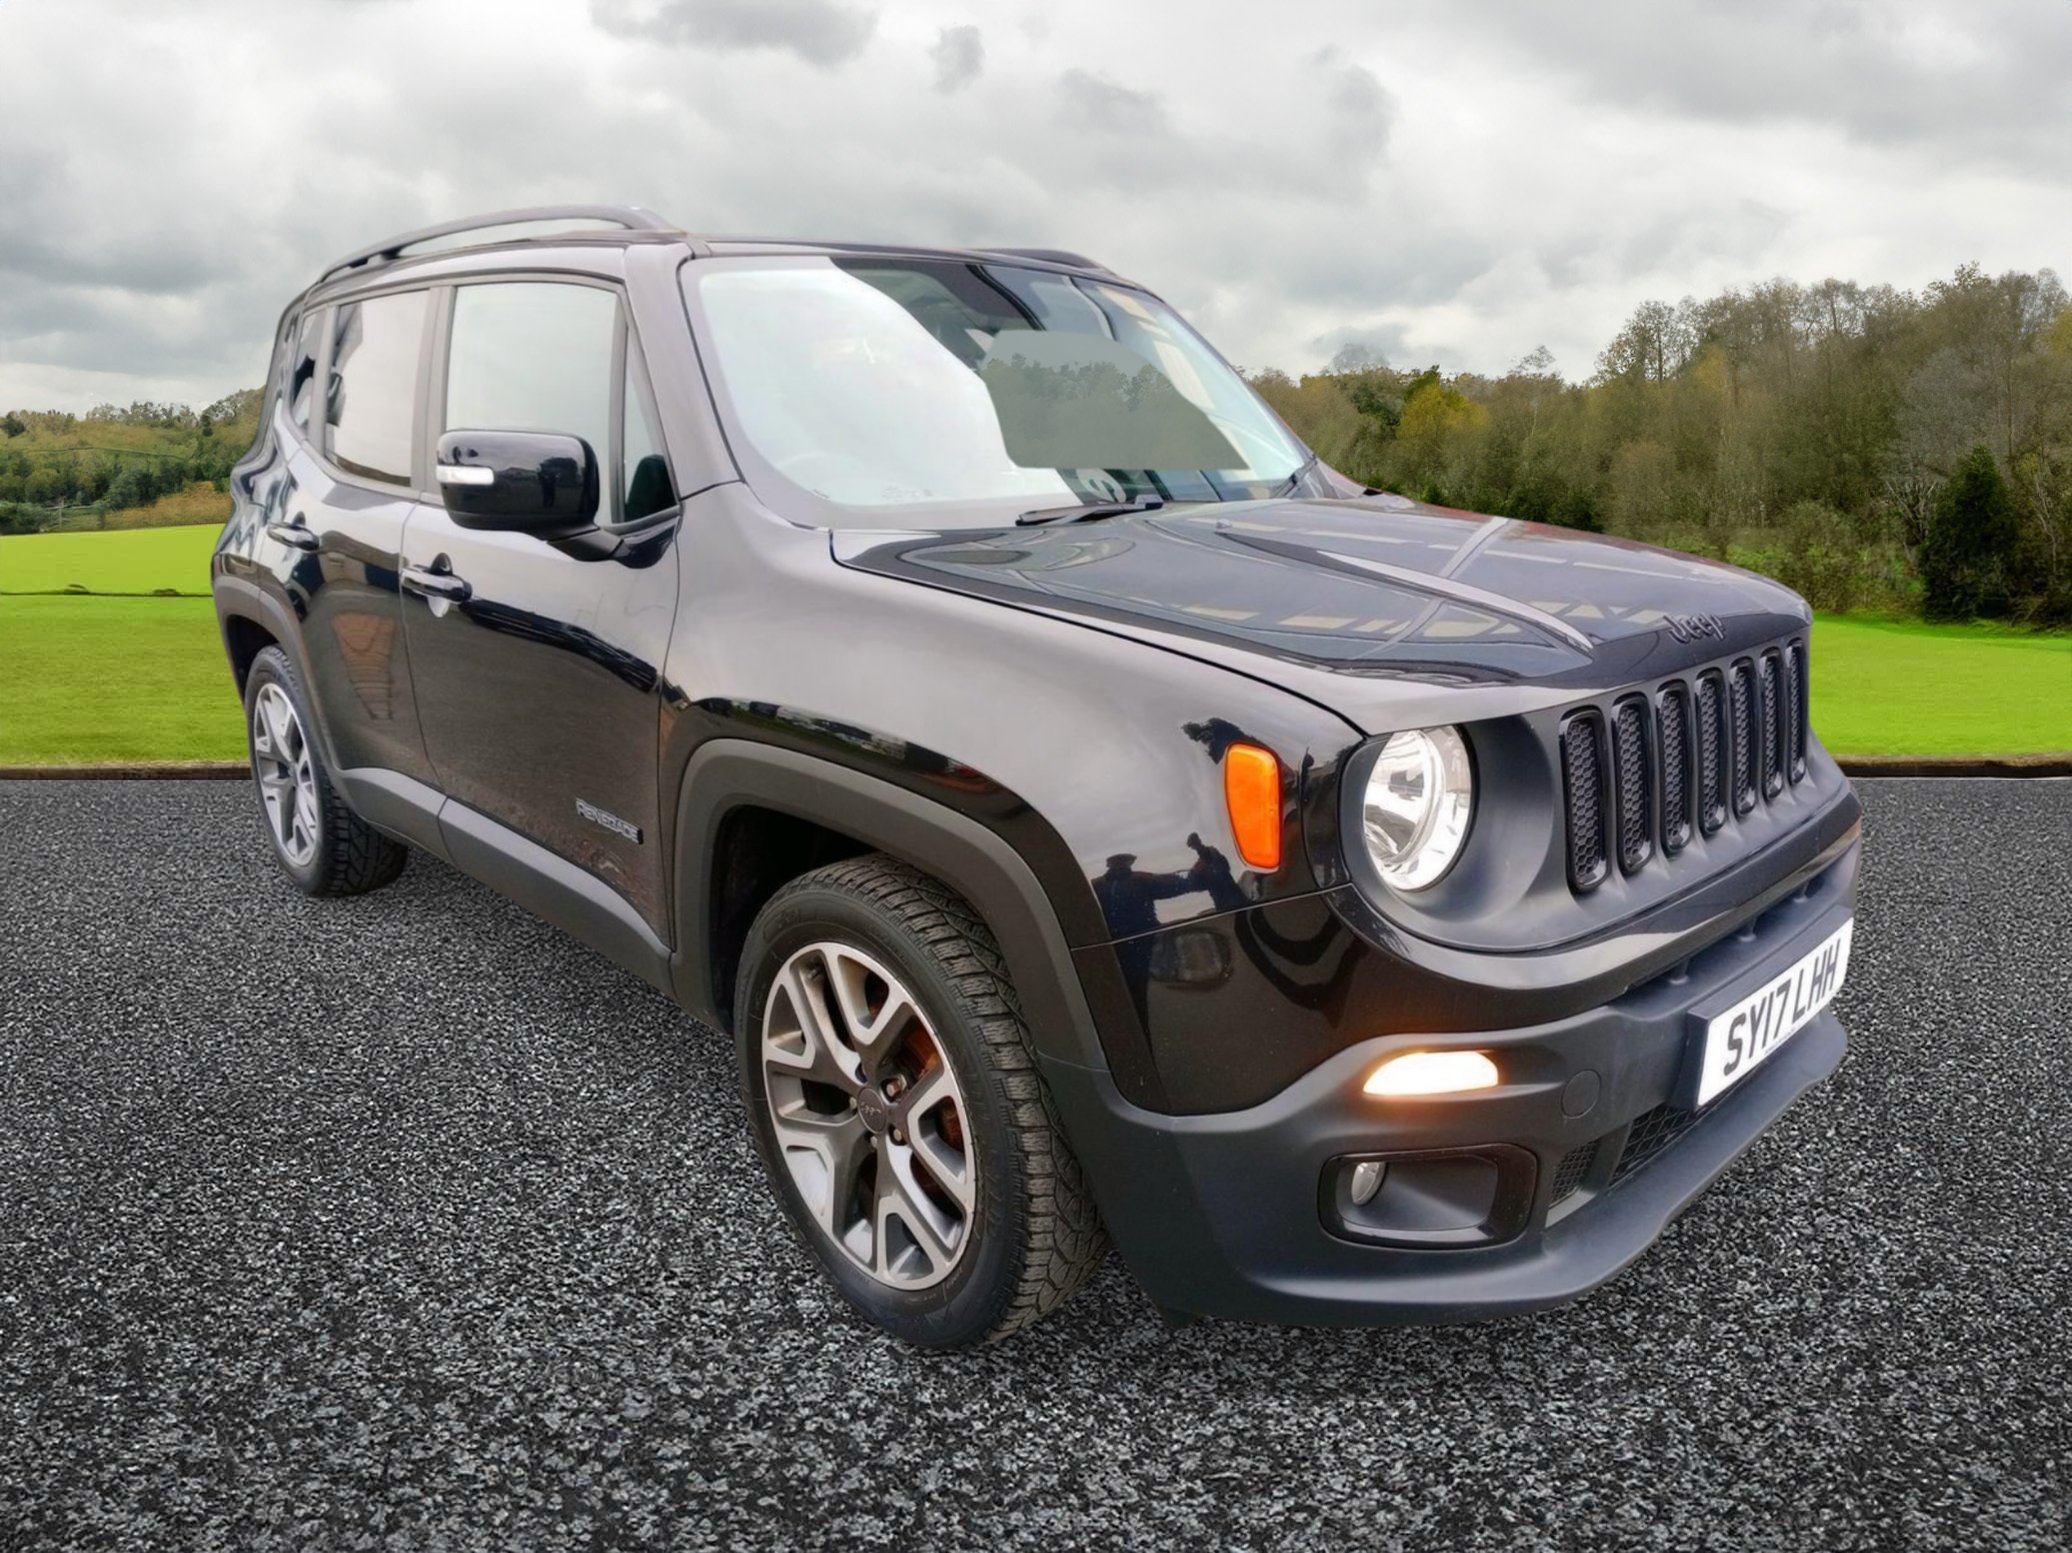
[1045, 839, 1858, 1325]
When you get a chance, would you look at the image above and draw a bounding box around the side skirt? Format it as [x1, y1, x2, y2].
[335, 767, 674, 998]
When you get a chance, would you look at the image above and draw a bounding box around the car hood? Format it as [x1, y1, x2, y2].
[831, 495, 1812, 735]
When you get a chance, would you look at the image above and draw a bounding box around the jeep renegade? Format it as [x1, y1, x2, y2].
[212, 206, 1861, 1346]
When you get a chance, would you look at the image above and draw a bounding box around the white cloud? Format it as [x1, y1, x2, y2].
[590, 0, 878, 66]
[0, 0, 2068, 410]
[930, 24, 983, 93]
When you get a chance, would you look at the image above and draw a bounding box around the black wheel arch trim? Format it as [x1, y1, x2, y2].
[669, 739, 1154, 1102]
[211, 575, 344, 771]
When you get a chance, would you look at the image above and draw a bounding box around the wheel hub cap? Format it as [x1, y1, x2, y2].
[760, 941, 976, 1291]
[854, 1088, 893, 1136]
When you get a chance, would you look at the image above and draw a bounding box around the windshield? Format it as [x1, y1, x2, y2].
[682, 256, 1308, 527]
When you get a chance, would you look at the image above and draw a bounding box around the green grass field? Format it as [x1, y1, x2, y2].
[0, 596, 244, 763]
[1808, 613, 2071, 757]
[0, 527, 2066, 765]
[0, 524, 218, 596]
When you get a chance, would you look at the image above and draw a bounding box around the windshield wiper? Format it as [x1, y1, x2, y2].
[1276, 449, 1321, 497]
[1016, 496, 1165, 526]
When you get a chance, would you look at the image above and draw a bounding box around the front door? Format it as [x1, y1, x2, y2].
[399, 278, 682, 933]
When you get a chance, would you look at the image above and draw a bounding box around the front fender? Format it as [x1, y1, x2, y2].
[671, 739, 1124, 1080]
[657, 488, 1362, 945]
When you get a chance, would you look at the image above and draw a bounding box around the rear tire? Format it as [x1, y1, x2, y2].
[736, 854, 1108, 1347]
[243, 645, 408, 897]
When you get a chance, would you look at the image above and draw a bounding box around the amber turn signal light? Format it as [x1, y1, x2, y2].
[1223, 743, 1283, 870]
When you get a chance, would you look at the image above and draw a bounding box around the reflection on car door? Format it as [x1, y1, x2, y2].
[399, 279, 682, 933]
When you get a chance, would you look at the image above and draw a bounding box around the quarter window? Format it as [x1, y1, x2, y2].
[622, 349, 673, 522]
[288, 311, 322, 433]
[324, 291, 429, 486]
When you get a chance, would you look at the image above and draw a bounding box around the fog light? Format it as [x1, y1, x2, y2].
[1347, 1159, 1386, 1206]
[1363, 1050, 1499, 1097]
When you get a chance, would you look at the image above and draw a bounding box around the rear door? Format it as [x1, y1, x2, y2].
[294, 288, 440, 789]
[399, 277, 682, 934]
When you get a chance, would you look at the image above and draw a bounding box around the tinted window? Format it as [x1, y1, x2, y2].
[622, 349, 672, 522]
[446, 283, 617, 478]
[325, 291, 428, 486]
[288, 311, 322, 432]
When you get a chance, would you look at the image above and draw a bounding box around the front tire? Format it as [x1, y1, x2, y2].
[243, 645, 408, 897]
[736, 855, 1107, 1347]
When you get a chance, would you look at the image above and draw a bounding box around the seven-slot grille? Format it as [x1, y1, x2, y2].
[1560, 638, 1811, 894]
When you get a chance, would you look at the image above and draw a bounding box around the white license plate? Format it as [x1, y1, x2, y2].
[1692, 919, 1853, 1108]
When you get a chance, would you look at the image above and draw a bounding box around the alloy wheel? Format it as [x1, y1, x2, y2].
[760, 941, 977, 1289]
[251, 682, 320, 868]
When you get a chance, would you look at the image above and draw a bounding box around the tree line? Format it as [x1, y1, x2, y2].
[0, 393, 259, 534]
[1250, 263, 2072, 623]
[6, 266, 2069, 623]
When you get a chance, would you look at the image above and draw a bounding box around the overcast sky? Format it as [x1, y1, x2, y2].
[3, 0, 2070, 411]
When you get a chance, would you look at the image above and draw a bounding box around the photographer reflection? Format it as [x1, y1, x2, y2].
[1183, 830, 1249, 912]
[1095, 835, 1255, 1026]
[1094, 851, 1197, 939]
[1094, 832, 1252, 937]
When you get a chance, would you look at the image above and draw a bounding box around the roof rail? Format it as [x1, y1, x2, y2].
[698, 237, 1115, 276]
[980, 246, 1113, 274]
[316, 205, 677, 286]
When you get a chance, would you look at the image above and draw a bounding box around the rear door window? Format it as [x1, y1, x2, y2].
[324, 291, 429, 486]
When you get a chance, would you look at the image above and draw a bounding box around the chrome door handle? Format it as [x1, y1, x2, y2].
[265, 521, 319, 551]
[401, 565, 471, 602]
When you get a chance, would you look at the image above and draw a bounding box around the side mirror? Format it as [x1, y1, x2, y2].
[436, 429, 599, 533]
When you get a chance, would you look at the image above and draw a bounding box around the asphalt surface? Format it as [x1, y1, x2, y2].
[1, 779, 2067, 1551]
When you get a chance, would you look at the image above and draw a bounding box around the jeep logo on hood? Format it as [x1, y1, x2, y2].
[1663, 613, 1726, 643]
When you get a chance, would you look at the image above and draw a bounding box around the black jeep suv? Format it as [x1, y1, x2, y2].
[212, 206, 1860, 1346]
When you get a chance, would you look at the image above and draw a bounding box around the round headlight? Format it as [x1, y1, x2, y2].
[1361, 726, 1474, 891]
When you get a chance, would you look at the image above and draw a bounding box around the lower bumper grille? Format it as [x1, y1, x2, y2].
[1548, 1141, 1598, 1204]
[1612, 1104, 1698, 1183]
[1546, 1104, 1701, 1213]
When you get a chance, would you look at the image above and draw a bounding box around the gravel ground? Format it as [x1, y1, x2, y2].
[1, 778, 2066, 1551]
